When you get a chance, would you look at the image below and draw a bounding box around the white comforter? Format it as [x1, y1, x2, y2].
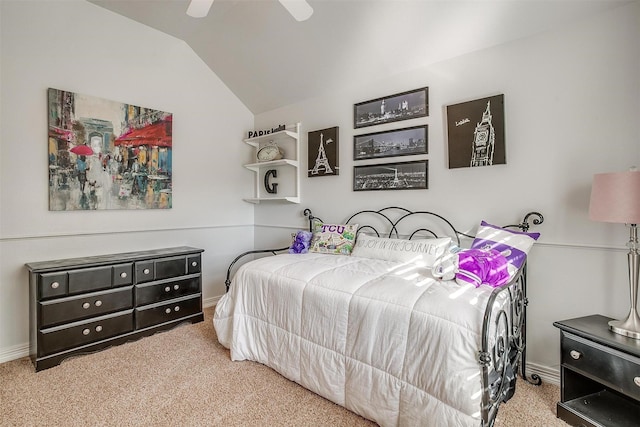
[214, 253, 505, 427]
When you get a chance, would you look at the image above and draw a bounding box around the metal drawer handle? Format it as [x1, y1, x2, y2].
[120, 272, 127, 278]
[95, 300, 102, 307]
[634, 377, 640, 387]
[174, 284, 180, 290]
[82, 328, 90, 336]
[174, 306, 180, 312]
[82, 302, 90, 309]
[165, 308, 171, 314]
[191, 261, 198, 267]
[570, 350, 582, 360]
[143, 268, 150, 274]
[165, 286, 171, 292]
[51, 282, 60, 289]
[95, 325, 103, 332]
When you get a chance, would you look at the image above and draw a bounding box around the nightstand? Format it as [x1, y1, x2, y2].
[553, 315, 640, 427]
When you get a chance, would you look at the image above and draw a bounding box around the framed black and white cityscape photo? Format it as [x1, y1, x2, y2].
[353, 125, 427, 161]
[353, 160, 428, 191]
[354, 87, 428, 129]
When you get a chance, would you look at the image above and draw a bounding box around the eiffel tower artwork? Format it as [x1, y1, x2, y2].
[308, 127, 339, 177]
[310, 133, 333, 175]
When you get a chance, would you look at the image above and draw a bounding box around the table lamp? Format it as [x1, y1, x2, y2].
[589, 167, 640, 339]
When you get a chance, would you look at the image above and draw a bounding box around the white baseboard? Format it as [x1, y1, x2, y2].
[0, 343, 30, 364]
[203, 295, 221, 308]
[525, 362, 560, 385]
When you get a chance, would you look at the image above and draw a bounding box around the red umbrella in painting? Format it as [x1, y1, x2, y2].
[70, 144, 94, 156]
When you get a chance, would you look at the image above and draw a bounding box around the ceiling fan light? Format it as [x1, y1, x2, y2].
[186, 0, 214, 18]
[278, 0, 313, 22]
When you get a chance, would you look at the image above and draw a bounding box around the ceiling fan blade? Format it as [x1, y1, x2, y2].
[186, 0, 214, 18]
[278, 0, 313, 22]
[186, 0, 313, 21]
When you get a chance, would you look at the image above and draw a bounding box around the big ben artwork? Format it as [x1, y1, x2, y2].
[446, 94, 505, 169]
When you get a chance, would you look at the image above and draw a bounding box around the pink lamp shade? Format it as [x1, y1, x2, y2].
[589, 170, 640, 224]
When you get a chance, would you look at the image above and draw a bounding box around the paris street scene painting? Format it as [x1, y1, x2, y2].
[48, 88, 173, 210]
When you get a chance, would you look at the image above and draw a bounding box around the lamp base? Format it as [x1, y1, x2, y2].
[609, 310, 640, 339]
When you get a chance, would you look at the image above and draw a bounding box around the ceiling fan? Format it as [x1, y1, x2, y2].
[186, 0, 313, 21]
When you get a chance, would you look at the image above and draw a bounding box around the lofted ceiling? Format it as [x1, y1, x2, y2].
[89, 0, 630, 114]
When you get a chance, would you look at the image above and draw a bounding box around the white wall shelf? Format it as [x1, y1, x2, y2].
[242, 123, 300, 204]
[243, 158, 299, 171]
[243, 196, 300, 204]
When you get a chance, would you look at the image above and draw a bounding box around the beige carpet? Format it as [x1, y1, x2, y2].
[1, 307, 567, 426]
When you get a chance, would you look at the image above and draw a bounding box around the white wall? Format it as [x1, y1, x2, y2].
[253, 2, 640, 381]
[0, 1, 255, 361]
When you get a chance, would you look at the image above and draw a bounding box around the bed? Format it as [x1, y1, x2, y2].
[214, 207, 543, 426]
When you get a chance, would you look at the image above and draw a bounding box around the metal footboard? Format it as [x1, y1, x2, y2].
[480, 212, 544, 426]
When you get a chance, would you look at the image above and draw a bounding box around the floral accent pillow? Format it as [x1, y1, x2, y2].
[309, 224, 358, 255]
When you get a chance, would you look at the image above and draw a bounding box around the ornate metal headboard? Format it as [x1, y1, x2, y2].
[227, 207, 543, 292]
[303, 207, 543, 246]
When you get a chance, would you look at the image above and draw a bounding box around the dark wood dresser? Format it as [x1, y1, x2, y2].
[554, 315, 640, 427]
[27, 246, 204, 371]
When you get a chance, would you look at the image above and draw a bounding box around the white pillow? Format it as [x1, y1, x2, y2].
[351, 234, 452, 267]
[471, 220, 540, 272]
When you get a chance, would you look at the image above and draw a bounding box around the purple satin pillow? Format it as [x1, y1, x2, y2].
[455, 248, 510, 288]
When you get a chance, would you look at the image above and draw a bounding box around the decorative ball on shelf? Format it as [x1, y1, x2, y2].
[257, 141, 284, 162]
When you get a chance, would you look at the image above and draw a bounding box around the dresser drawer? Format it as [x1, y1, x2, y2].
[135, 260, 155, 283]
[562, 332, 640, 401]
[38, 272, 68, 299]
[136, 256, 188, 283]
[68, 266, 112, 294]
[135, 294, 201, 330]
[155, 256, 187, 280]
[112, 263, 133, 286]
[39, 310, 134, 356]
[187, 254, 201, 274]
[39, 286, 133, 328]
[135, 277, 200, 306]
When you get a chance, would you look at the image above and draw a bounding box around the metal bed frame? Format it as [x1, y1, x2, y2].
[224, 207, 544, 426]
